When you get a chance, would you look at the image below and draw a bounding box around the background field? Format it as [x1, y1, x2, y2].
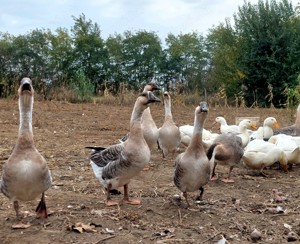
[0, 99, 299, 243]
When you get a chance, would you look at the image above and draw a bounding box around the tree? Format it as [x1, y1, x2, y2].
[163, 32, 208, 94]
[71, 14, 109, 93]
[234, 0, 300, 107]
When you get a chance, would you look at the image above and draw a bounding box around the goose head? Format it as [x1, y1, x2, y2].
[264, 117, 279, 129]
[138, 91, 161, 107]
[18, 77, 34, 109]
[197, 101, 209, 114]
[144, 82, 161, 92]
[195, 101, 209, 124]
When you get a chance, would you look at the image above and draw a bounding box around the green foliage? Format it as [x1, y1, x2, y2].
[69, 69, 94, 102]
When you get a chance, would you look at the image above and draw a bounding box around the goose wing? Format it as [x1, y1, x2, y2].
[89, 143, 125, 168]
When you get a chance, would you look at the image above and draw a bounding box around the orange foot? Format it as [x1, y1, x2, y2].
[123, 199, 141, 205]
[210, 174, 219, 181]
[221, 178, 235, 183]
[143, 166, 150, 171]
[106, 200, 119, 206]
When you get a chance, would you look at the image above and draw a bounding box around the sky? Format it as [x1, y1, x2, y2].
[0, 0, 299, 41]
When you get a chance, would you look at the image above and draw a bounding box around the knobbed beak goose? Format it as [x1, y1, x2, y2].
[0, 78, 52, 219]
[174, 102, 210, 207]
[274, 104, 300, 136]
[158, 91, 181, 160]
[207, 133, 244, 183]
[141, 82, 160, 150]
[87, 91, 160, 206]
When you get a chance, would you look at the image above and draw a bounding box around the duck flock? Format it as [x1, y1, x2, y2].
[1, 77, 300, 224]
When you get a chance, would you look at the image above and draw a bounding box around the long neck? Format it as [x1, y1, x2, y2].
[189, 113, 205, 147]
[18, 96, 34, 144]
[129, 101, 144, 139]
[164, 99, 173, 121]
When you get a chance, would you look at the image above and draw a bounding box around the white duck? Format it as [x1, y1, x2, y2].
[0, 78, 52, 219]
[268, 134, 300, 167]
[158, 92, 181, 160]
[250, 117, 279, 141]
[215, 116, 239, 134]
[237, 119, 256, 148]
[174, 102, 210, 207]
[207, 133, 244, 183]
[243, 133, 288, 176]
[87, 91, 160, 206]
[179, 124, 219, 148]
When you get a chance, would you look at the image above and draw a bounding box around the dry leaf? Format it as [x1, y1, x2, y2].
[12, 222, 31, 229]
[68, 222, 97, 233]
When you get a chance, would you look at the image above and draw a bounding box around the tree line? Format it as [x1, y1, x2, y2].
[0, 0, 300, 107]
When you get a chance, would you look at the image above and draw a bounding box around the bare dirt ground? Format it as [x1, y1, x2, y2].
[0, 98, 300, 244]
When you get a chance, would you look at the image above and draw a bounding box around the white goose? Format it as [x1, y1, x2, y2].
[88, 91, 160, 206]
[174, 102, 210, 207]
[207, 133, 244, 183]
[250, 117, 279, 141]
[215, 116, 239, 134]
[0, 78, 52, 219]
[158, 92, 181, 160]
[243, 134, 288, 176]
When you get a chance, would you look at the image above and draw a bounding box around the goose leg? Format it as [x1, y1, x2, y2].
[222, 166, 235, 183]
[123, 184, 141, 205]
[13, 200, 20, 219]
[183, 192, 190, 207]
[106, 184, 118, 206]
[36, 192, 48, 218]
[196, 187, 204, 201]
[210, 162, 218, 181]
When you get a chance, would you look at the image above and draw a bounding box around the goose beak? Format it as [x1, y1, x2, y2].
[147, 92, 161, 104]
[199, 102, 208, 112]
[273, 121, 280, 129]
[19, 78, 33, 96]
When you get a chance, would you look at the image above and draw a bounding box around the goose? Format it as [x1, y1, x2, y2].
[207, 133, 244, 183]
[274, 104, 300, 136]
[158, 92, 181, 160]
[250, 117, 279, 141]
[0, 78, 52, 219]
[87, 91, 160, 206]
[215, 116, 239, 134]
[268, 134, 300, 167]
[119, 82, 160, 148]
[237, 119, 256, 148]
[141, 82, 160, 151]
[174, 102, 210, 207]
[242, 134, 288, 176]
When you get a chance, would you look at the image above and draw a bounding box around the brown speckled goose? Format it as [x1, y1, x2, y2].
[141, 82, 160, 150]
[158, 92, 181, 160]
[0, 78, 52, 219]
[174, 102, 210, 207]
[274, 104, 300, 136]
[207, 133, 244, 183]
[88, 91, 160, 206]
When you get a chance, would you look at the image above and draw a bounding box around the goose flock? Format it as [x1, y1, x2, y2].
[1, 77, 300, 221]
